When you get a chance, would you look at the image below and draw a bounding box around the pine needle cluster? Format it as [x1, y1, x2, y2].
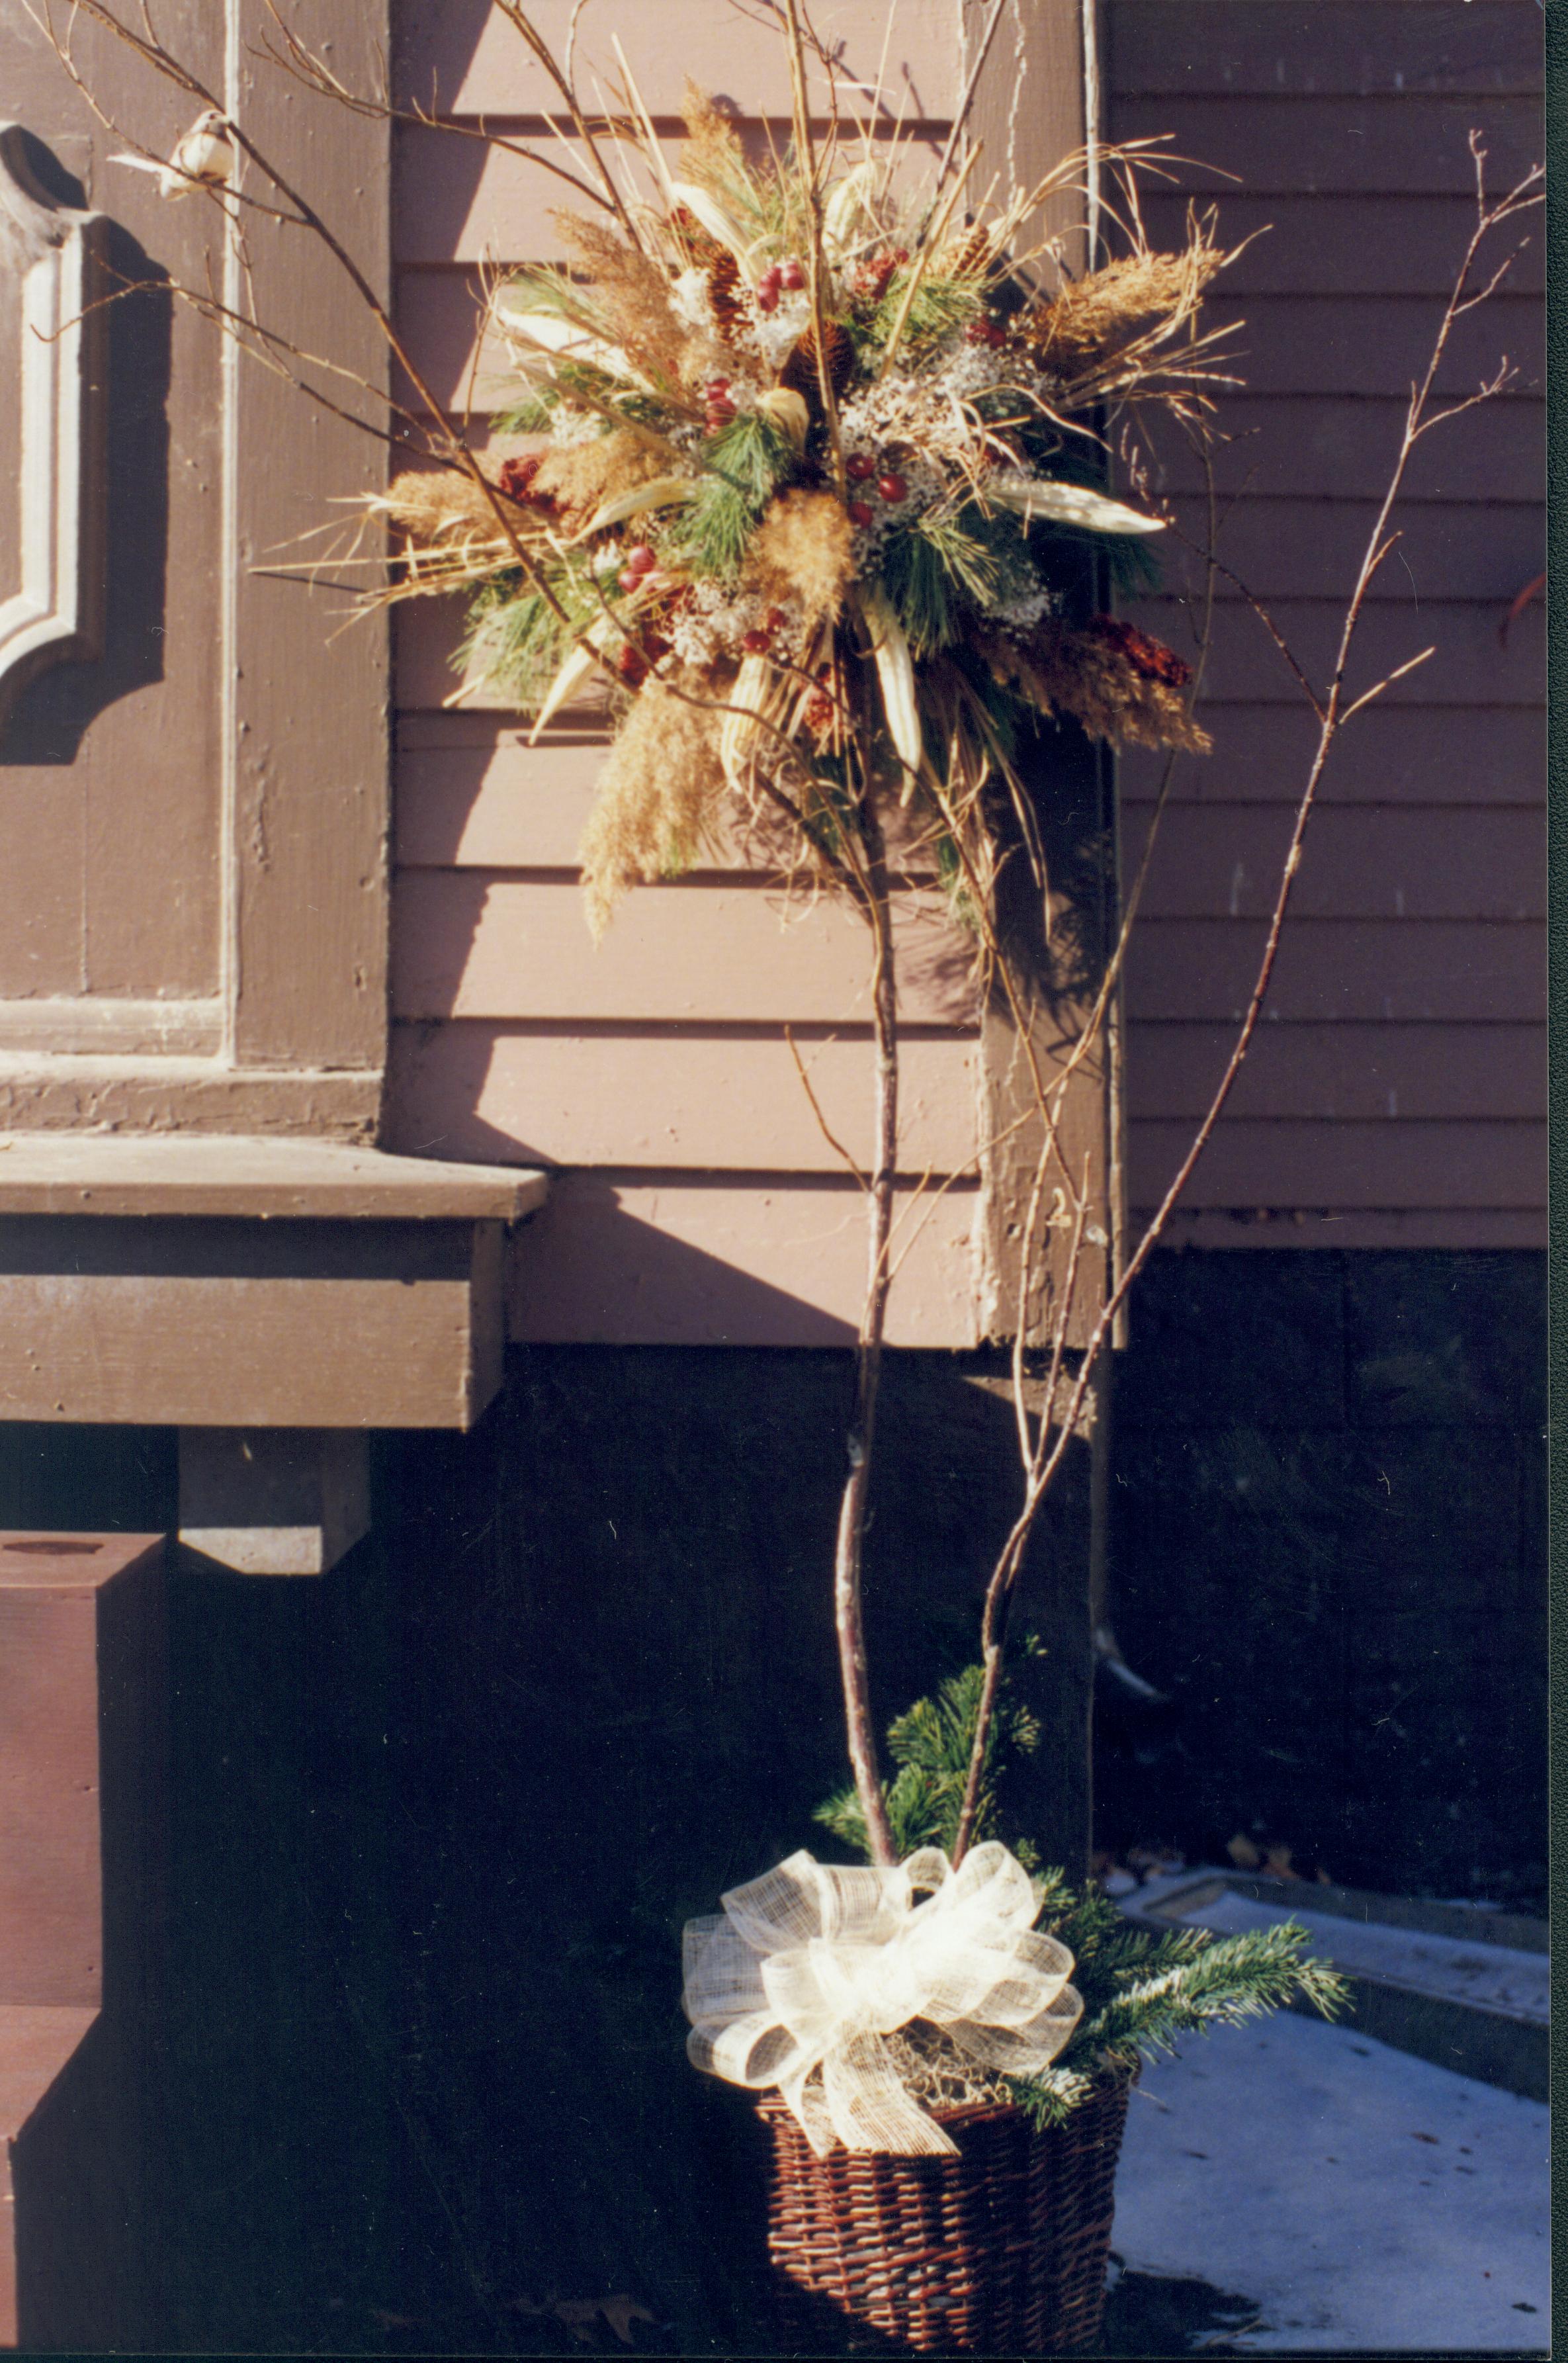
[818, 1664, 1348, 2126]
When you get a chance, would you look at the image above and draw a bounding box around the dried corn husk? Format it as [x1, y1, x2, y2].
[986, 477, 1166, 536]
[756, 387, 811, 451]
[668, 181, 749, 265]
[580, 476, 697, 537]
[857, 585, 923, 795]
[529, 617, 618, 741]
[822, 157, 879, 260]
[719, 652, 793, 796]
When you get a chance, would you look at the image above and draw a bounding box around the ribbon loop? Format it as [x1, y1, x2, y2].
[682, 1844, 1082, 2157]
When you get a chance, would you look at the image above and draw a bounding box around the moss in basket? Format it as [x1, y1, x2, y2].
[816, 1656, 1348, 2128]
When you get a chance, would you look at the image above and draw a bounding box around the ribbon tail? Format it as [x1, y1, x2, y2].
[823, 2033, 959, 2157]
[778, 2063, 840, 2160]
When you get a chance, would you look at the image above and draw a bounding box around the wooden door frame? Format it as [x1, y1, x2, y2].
[0, 0, 390, 1140]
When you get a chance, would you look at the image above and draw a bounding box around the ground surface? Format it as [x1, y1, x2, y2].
[1108, 2012, 1550, 2356]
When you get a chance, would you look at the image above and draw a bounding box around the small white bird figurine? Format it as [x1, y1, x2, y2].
[111, 108, 236, 201]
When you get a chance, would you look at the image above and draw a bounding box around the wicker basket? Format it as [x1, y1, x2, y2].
[756, 2073, 1131, 2355]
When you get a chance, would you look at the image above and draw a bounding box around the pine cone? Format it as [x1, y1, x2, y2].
[777, 320, 855, 414]
[945, 224, 995, 279]
[705, 249, 747, 339]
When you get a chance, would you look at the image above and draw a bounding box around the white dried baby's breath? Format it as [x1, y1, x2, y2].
[547, 404, 606, 449]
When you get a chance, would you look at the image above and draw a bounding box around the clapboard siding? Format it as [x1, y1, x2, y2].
[1123, 805, 1544, 921]
[1125, 920, 1543, 1026]
[1111, 0, 1544, 1243]
[390, 876, 981, 1027]
[1111, 93, 1544, 191]
[394, 0, 963, 117]
[1108, 1, 1542, 95]
[503, 1174, 984, 1349]
[386, 0, 1009, 1341]
[386, 1027, 980, 1173]
[1115, 704, 1543, 807]
[1119, 598, 1542, 708]
[1156, 496, 1544, 598]
[1139, 396, 1542, 503]
[1128, 1119, 1544, 1208]
[1206, 298, 1544, 397]
[1127, 1022, 1544, 1121]
[1145, 195, 1544, 294]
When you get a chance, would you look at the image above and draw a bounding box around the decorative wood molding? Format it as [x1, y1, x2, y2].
[0, 999, 224, 1058]
[0, 124, 107, 735]
[0, 1061, 382, 1140]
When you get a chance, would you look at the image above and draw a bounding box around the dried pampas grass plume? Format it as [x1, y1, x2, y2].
[533, 429, 675, 522]
[983, 619, 1211, 755]
[384, 468, 519, 545]
[553, 209, 701, 392]
[1028, 228, 1227, 380]
[578, 674, 728, 938]
[679, 80, 748, 197]
[750, 491, 855, 627]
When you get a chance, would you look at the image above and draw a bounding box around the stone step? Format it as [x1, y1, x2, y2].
[1123, 1868, 1548, 2102]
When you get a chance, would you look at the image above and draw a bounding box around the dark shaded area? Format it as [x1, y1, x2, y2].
[1099, 2259, 1263, 2354]
[0, 1350, 1090, 2352]
[0, 1249, 1544, 2350]
[1098, 1249, 1547, 1904]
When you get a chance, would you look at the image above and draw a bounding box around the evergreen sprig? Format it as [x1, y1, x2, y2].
[674, 411, 797, 580]
[818, 1664, 1348, 2122]
[815, 1654, 1045, 1867]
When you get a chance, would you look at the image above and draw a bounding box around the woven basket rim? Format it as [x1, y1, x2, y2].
[756, 2059, 1136, 2135]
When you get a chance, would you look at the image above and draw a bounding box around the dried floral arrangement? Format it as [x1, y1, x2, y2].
[376, 86, 1230, 941]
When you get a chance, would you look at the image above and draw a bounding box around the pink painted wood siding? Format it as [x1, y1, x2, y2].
[386, 2, 990, 1345]
[1108, 0, 1545, 1249]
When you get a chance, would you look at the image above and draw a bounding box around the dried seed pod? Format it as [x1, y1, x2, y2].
[1084, 613, 1193, 688]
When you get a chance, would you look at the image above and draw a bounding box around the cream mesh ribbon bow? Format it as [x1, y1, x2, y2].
[681, 1842, 1082, 2157]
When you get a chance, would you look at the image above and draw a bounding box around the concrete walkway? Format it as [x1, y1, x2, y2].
[1109, 2010, 1549, 2354]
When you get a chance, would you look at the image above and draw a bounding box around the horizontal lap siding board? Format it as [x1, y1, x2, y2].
[388, 0, 994, 1343]
[1107, 0, 1545, 1245]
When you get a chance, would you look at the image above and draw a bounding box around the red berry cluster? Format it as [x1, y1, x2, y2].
[740, 605, 789, 656]
[702, 375, 737, 433]
[756, 257, 806, 314]
[615, 627, 670, 689]
[617, 543, 659, 596]
[803, 667, 836, 734]
[853, 245, 908, 301]
[844, 451, 908, 527]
